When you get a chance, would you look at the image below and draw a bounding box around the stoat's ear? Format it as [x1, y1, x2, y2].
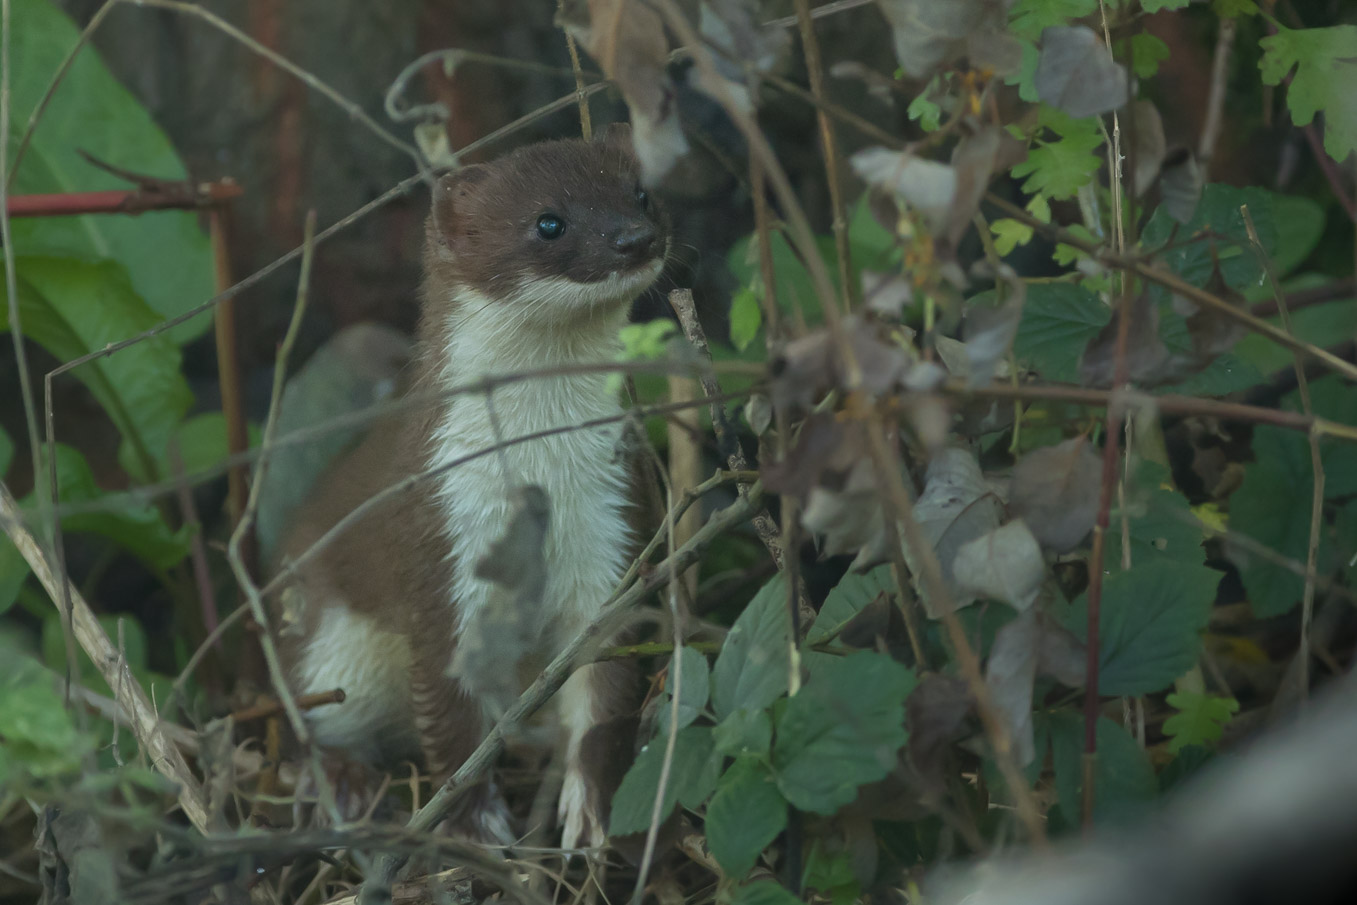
[431, 164, 491, 246]
[595, 121, 633, 150]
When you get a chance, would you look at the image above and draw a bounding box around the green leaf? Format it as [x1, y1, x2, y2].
[1212, 0, 1258, 16]
[1104, 463, 1206, 572]
[0, 639, 89, 780]
[1011, 121, 1103, 200]
[991, 218, 1035, 256]
[1, 256, 193, 481]
[663, 645, 711, 731]
[806, 564, 892, 645]
[802, 844, 861, 905]
[706, 757, 788, 877]
[907, 81, 942, 132]
[1163, 692, 1238, 753]
[1269, 195, 1325, 277]
[1140, 0, 1189, 12]
[619, 319, 677, 361]
[711, 573, 792, 720]
[714, 707, 773, 758]
[1230, 377, 1357, 616]
[1141, 184, 1278, 290]
[729, 880, 803, 905]
[0, 425, 12, 478]
[1064, 562, 1221, 696]
[1013, 282, 1108, 383]
[1008, 0, 1099, 41]
[772, 652, 914, 814]
[1048, 712, 1156, 826]
[1259, 25, 1357, 162]
[609, 725, 723, 836]
[1156, 303, 1263, 396]
[729, 288, 762, 352]
[1129, 33, 1170, 79]
[7, 0, 216, 342]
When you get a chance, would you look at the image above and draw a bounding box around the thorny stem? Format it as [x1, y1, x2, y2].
[359, 490, 765, 904]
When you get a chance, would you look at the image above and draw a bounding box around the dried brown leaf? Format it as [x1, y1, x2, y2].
[1035, 26, 1129, 119]
[875, 0, 1012, 79]
[962, 273, 1025, 387]
[910, 448, 1004, 616]
[906, 674, 973, 789]
[1159, 148, 1203, 223]
[985, 608, 1041, 766]
[1079, 290, 1169, 388]
[948, 126, 1002, 245]
[1130, 100, 1167, 197]
[851, 148, 957, 236]
[1008, 436, 1102, 553]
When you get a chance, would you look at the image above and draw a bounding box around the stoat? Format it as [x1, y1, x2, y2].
[273, 125, 669, 847]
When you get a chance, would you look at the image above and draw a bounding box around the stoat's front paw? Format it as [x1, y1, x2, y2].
[559, 768, 606, 851]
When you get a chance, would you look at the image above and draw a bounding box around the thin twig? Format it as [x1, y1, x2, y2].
[358, 489, 765, 904]
[0, 484, 211, 832]
[1199, 16, 1237, 174]
[226, 210, 318, 742]
[1242, 204, 1323, 706]
[984, 193, 1357, 383]
[229, 688, 345, 723]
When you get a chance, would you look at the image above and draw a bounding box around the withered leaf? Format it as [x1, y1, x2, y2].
[962, 273, 1025, 387]
[1130, 100, 1167, 197]
[1078, 290, 1169, 388]
[1035, 26, 1129, 119]
[1159, 148, 1203, 223]
[851, 148, 957, 237]
[1008, 436, 1102, 553]
[557, 0, 687, 182]
[948, 126, 1002, 246]
[450, 484, 551, 716]
[906, 674, 973, 790]
[909, 448, 1004, 616]
[803, 457, 894, 571]
[952, 519, 1045, 612]
[769, 318, 911, 413]
[875, 0, 1012, 80]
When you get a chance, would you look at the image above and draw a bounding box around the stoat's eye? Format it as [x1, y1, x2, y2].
[536, 214, 566, 240]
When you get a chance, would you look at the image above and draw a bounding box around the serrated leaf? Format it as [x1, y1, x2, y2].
[1130, 32, 1170, 78]
[619, 319, 677, 360]
[807, 564, 893, 645]
[1141, 184, 1278, 290]
[1064, 562, 1221, 696]
[706, 757, 788, 876]
[729, 880, 803, 905]
[1008, 0, 1099, 41]
[991, 218, 1034, 255]
[1, 257, 193, 482]
[907, 82, 943, 132]
[1104, 462, 1205, 571]
[1163, 692, 1238, 753]
[772, 652, 914, 814]
[711, 573, 792, 720]
[1014, 281, 1108, 383]
[8, 0, 216, 342]
[1011, 125, 1103, 200]
[1259, 25, 1357, 163]
[609, 725, 722, 836]
[1047, 712, 1156, 825]
[730, 287, 762, 351]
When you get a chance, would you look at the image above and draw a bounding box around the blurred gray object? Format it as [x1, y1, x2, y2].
[254, 323, 411, 563]
[928, 670, 1357, 905]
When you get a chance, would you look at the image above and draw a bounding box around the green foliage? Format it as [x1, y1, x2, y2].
[0, 639, 91, 788]
[1163, 692, 1239, 753]
[907, 77, 943, 132]
[1259, 25, 1357, 162]
[805, 563, 892, 645]
[1140, 0, 1190, 12]
[619, 319, 677, 360]
[1230, 377, 1357, 616]
[771, 652, 914, 814]
[706, 757, 787, 876]
[1011, 107, 1103, 200]
[1064, 562, 1221, 696]
[1141, 184, 1279, 290]
[1129, 33, 1170, 78]
[711, 572, 792, 721]
[1012, 281, 1108, 383]
[729, 288, 762, 352]
[990, 218, 1034, 255]
[609, 725, 723, 836]
[1008, 0, 1099, 41]
[663, 645, 711, 731]
[1103, 463, 1206, 572]
[729, 880, 804, 905]
[1047, 712, 1157, 826]
[802, 844, 861, 905]
[7, 0, 216, 342]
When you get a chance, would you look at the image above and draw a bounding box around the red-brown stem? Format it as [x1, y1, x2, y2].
[1082, 283, 1134, 827]
[209, 209, 251, 539]
[230, 688, 345, 723]
[6, 180, 243, 217]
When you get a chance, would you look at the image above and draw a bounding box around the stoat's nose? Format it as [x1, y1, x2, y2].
[612, 223, 658, 263]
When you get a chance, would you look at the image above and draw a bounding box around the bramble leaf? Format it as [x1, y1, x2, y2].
[1163, 692, 1239, 753]
[1259, 25, 1357, 162]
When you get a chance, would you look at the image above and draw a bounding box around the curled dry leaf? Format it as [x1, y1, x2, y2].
[906, 674, 973, 792]
[908, 447, 1004, 616]
[984, 610, 1087, 767]
[1130, 100, 1167, 197]
[1035, 26, 1130, 119]
[874, 0, 1013, 80]
[952, 519, 1045, 612]
[862, 269, 914, 319]
[1078, 290, 1169, 388]
[1008, 436, 1102, 553]
[769, 317, 912, 412]
[695, 0, 790, 112]
[557, 0, 687, 183]
[450, 484, 551, 717]
[947, 126, 1002, 246]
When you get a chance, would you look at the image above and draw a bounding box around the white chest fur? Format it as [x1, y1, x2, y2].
[427, 291, 634, 653]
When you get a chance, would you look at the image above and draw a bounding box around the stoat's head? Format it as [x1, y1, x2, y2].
[425, 124, 670, 321]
